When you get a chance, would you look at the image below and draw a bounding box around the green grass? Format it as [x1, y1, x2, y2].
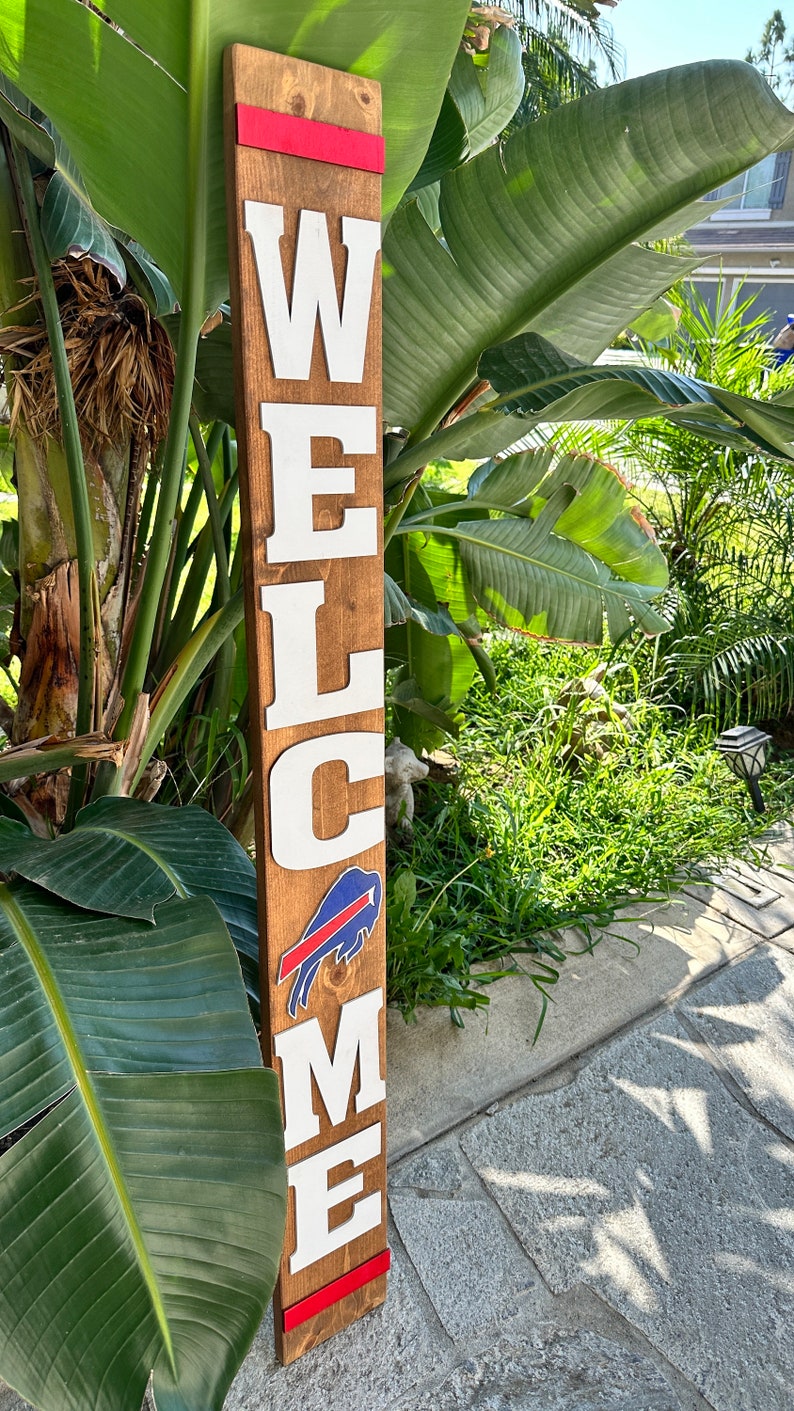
[386, 635, 794, 1030]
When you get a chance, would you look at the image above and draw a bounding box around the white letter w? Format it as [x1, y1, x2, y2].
[244, 201, 380, 384]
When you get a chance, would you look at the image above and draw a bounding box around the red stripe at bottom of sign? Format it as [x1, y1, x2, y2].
[236, 103, 385, 174]
[282, 1249, 391, 1333]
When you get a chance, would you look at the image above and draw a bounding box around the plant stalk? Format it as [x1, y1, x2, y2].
[10, 137, 101, 825]
[131, 590, 244, 793]
[112, 0, 211, 750]
[189, 416, 235, 727]
[0, 734, 124, 784]
[190, 413, 230, 602]
[383, 469, 425, 548]
[114, 323, 200, 742]
[155, 470, 239, 673]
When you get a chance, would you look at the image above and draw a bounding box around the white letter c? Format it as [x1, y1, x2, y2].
[269, 732, 384, 871]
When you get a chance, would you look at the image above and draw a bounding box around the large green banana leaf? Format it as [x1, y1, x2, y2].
[467, 447, 667, 587]
[0, 75, 177, 314]
[448, 25, 525, 158]
[407, 89, 468, 195]
[479, 332, 794, 461]
[0, 797, 260, 1005]
[528, 245, 702, 364]
[0, 76, 128, 286]
[386, 528, 480, 750]
[521, 191, 733, 362]
[0, 0, 471, 315]
[0, 880, 285, 1411]
[410, 18, 523, 196]
[384, 338, 794, 494]
[384, 574, 460, 635]
[382, 61, 794, 439]
[425, 513, 668, 643]
[385, 410, 538, 490]
[376, 22, 525, 197]
[398, 449, 669, 646]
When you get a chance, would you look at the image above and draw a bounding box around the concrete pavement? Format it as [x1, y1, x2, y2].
[3, 827, 794, 1411]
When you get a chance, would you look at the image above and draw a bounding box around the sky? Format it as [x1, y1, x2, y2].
[601, 0, 793, 80]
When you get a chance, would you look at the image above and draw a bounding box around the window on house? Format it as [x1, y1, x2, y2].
[705, 151, 791, 211]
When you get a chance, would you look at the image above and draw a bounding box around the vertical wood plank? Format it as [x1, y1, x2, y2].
[224, 45, 387, 1365]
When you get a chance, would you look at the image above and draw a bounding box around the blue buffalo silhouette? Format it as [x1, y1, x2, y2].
[278, 866, 383, 1019]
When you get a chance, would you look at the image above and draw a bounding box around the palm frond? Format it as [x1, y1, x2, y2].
[501, 0, 623, 77]
[546, 278, 794, 727]
[507, 30, 600, 125]
[702, 630, 794, 725]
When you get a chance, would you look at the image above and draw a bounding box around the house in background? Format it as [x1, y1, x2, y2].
[686, 150, 794, 327]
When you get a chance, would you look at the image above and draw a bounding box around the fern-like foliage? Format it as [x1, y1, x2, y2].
[499, 0, 622, 127]
[554, 278, 794, 728]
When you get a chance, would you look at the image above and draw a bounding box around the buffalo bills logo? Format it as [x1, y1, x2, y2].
[278, 866, 383, 1019]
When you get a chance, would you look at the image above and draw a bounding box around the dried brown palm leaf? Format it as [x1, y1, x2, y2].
[0, 258, 174, 455]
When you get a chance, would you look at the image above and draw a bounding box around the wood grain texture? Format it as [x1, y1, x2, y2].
[280, 1274, 388, 1365]
[223, 45, 386, 1366]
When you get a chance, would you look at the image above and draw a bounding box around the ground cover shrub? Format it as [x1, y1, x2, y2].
[386, 634, 794, 1030]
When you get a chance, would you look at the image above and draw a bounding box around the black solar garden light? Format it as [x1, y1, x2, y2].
[715, 725, 772, 814]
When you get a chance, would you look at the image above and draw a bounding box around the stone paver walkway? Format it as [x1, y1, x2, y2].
[3, 829, 794, 1411]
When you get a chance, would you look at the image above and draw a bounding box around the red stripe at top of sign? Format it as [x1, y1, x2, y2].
[236, 104, 385, 174]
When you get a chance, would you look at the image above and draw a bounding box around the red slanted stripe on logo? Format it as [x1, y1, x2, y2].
[278, 889, 374, 982]
[236, 104, 385, 174]
[282, 1249, 391, 1333]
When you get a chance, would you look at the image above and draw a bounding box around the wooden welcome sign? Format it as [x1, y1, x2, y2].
[223, 46, 387, 1363]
